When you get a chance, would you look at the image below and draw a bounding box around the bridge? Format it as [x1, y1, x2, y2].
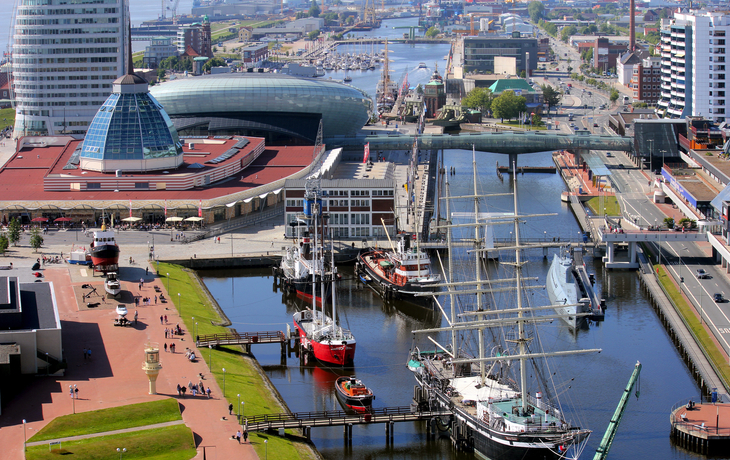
[196, 331, 290, 359]
[243, 406, 452, 441]
[325, 131, 633, 165]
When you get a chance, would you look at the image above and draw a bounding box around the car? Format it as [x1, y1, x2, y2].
[606, 152, 612, 157]
[618, 164, 625, 169]
[714, 293, 724, 303]
[696, 269, 709, 279]
[593, 123, 599, 127]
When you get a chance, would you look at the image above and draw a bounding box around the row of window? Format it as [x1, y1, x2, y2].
[15, 37, 118, 45]
[18, 7, 118, 15]
[16, 17, 119, 25]
[15, 27, 120, 35]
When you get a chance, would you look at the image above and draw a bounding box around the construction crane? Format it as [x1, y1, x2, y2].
[593, 361, 642, 460]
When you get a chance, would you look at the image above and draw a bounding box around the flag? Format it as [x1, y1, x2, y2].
[129, 199, 132, 218]
[164, 199, 167, 217]
[363, 142, 370, 164]
[198, 199, 202, 218]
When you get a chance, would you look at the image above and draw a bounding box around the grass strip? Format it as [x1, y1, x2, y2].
[0, 107, 16, 131]
[158, 262, 316, 460]
[585, 196, 620, 216]
[655, 265, 730, 389]
[29, 399, 181, 442]
[26, 424, 195, 460]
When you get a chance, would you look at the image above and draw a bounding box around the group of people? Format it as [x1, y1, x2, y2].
[163, 342, 176, 353]
[184, 348, 197, 362]
[176, 380, 210, 398]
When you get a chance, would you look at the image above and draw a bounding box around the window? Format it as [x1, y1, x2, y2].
[87, 182, 101, 189]
[134, 182, 149, 189]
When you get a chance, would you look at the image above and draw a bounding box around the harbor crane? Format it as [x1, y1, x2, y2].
[593, 361, 642, 460]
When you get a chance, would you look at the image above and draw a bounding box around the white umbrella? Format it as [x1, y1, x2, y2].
[122, 217, 142, 222]
[166, 217, 183, 222]
[184, 217, 204, 222]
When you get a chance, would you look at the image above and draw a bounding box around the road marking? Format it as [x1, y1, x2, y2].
[80, 269, 87, 277]
[719, 328, 730, 334]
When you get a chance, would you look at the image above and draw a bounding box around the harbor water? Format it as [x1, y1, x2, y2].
[201, 150, 713, 460]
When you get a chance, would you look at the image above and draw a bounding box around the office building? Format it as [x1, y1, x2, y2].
[657, 12, 730, 123]
[11, 0, 128, 138]
[461, 32, 538, 75]
[143, 37, 178, 69]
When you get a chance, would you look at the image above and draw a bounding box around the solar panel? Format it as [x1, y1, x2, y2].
[233, 138, 249, 149]
[206, 148, 239, 164]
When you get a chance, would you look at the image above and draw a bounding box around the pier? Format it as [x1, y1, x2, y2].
[670, 399, 730, 455]
[196, 331, 292, 361]
[243, 406, 452, 442]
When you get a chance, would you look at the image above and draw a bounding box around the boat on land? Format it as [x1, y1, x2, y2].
[89, 223, 120, 271]
[357, 232, 440, 306]
[334, 376, 374, 413]
[546, 247, 605, 329]
[407, 150, 599, 459]
[115, 304, 128, 317]
[105, 271, 121, 297]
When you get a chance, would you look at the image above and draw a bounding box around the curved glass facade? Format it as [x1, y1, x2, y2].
[149, 74, 373, 138]
[81, 92, 181, 160]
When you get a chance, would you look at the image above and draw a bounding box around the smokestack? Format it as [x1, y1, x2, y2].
[630, 0, 636, 52]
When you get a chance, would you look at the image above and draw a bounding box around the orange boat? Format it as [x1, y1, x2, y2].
[334, 376, 374, 413]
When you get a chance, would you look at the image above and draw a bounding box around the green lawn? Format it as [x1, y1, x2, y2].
[0, 107, 15, 131]
[158, 263, 317, 460]
[497, 120, 548, 130]
[656, 266, 730, 390]
[30, 399, 181, 442]
[26, 425, 195, 460]
[585, 196, 620, 216]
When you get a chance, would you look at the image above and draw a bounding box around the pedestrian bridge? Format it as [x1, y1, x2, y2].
[325, 131, 633, 155]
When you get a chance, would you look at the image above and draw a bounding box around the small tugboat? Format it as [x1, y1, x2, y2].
[89, 223, 120, 271]
[105, 271, 121, 297]
[335, 376, 374, 413]
[417, 62, 427, 69]
[356, 232, 440, 306]
[343, 74, 352, 83]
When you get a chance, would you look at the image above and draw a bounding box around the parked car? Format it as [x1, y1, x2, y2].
[696, 269, 709, 279]
[606, 152, 612, 157]
[593, 123, 599, 127]
[714, 293, 724, 303]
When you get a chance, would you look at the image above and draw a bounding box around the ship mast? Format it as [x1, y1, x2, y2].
[472, 146, 486, 382]
[445, 178, 458, 361]
[511, 162, 530, 413]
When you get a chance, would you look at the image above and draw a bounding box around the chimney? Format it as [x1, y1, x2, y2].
[630, 0, 636, 52]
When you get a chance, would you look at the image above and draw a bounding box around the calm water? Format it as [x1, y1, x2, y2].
[201, 150, 715, 460]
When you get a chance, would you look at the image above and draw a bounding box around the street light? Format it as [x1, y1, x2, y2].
[237, 394, 241, 422]
[178, 293, 181, 316]
[117, 447, 126, 459]
[265, 439, 268, 460]
[648, 139, 654, 176]
[680, 246, 689, 284]
[231, 233, 234, 257]
[208, 345, 212, 370]
[241, 401, 245, 424]
[222, 368, 226, 397]
[23, 419, 26, 453]
[166, 273, 170, 293]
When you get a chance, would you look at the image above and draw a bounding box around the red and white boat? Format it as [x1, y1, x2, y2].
[89, 223, 120, 271]
[293, 308, 356, 366]
[334, 376, 374, 413]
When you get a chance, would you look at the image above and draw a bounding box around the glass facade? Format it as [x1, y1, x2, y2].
[81, 92, 181, 160]
[149, 74, 373, 138]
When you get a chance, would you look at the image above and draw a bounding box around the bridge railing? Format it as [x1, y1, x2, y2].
[245, 405, 436, 425]
[196, 331, 285, 346]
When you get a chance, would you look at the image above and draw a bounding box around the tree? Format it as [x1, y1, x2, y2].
[0, 235, 8, 256]
[307, 30, 320, 41]
[461, 87, 494, 115]
[491, 90, 527, 121]
[541, 85, 560, 114]
[7, 218, 21, 247]
[531, 113, 542, 128]
[519, 70, 526, 78]
[157, 68, 166, 80]
[610, 89, 620, 103]
[309, 0, 321, 18]
[560, 25, 577, 43]
[528, 1, 545, 23]
[203, 57, 227, 72]
[415, 84, 424, 96]
[663, 217, 674, 229]
[425, 26, 439, 38]
[30, 228, 43, 253]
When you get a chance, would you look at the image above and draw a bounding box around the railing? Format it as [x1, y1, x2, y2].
[196, 331, 286, 347]
[670, 400, 730, 436]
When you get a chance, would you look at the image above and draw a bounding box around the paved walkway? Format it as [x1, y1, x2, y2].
[0, 244, 261, 460]
[25, 420, 186, 447]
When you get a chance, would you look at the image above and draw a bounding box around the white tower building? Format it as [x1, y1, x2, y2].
[658, 11, 730, 123]
[11, 0, 128, 138]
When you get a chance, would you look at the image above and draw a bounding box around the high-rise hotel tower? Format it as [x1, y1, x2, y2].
[11, 0, 128, 138]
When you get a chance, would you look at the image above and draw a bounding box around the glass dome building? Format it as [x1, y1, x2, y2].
[149, 73, 373, 142]
[80, 74, 183, 173]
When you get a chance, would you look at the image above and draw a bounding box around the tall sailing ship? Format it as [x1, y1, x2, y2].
[407, 150, 600, 459]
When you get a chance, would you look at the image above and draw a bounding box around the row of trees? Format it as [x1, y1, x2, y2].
[461, 83, 563, 120]
[0, 218, 44, 255]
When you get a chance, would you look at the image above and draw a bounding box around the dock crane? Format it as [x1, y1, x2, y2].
[593, 361, 642, 460]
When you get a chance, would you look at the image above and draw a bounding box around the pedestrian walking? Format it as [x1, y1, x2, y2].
[180, 386, 186, 397]
[171, 342, 176, 353]
[164, 315, 168, 323]
[164, 343, 168, 352]
[206, 387, 211, 398]
[154, 295, 157, 304]
[83, 347, 87, 360]
[69, 385, 73, 397]
[236, 430, 242, 444]
[134, 310, 138, 325]
[229, 403, 233, 415]
[243, 428, 248, 443]
[177, 384, 181, 396]
[165, 328, 168, 339]
[74, 385, 78, 399]
[192, 387, 197, 397]
[87, 348, 91, 360]
[160, 315, 163, 324]
[145, 267, 149, 275]
[189, 381, 193, 391]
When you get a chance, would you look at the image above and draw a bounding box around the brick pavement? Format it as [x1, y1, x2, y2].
[0, 262, 258, 460]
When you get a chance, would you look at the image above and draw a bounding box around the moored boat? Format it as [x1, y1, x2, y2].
[546, 247, 604, 329]
[335, 376, 374, 413]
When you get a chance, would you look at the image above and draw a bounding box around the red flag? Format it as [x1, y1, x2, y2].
[164, 199, 167, 217]
[363, 142, 370, 164]
[129, 200, 132, 217]
[198, 199, 202, 218]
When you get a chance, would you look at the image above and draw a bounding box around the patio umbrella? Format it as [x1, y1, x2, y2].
[166, 217, 183, 222]
[31, 217, 48, 222]
[184, 217, 203, 222]
[122, 217, 142, 222]
[54, 217, 71, 228]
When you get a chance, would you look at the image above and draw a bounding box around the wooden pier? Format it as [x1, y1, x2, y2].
[243, 405, 452, 442]
[196, 331, 293, 357]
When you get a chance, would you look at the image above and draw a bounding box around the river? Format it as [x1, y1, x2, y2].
[201, 149, 709, 460]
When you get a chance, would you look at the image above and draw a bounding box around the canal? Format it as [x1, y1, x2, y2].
[201, 149, 709, 460]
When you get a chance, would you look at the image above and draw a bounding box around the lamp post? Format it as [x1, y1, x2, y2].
[178, 293, 181, 317]
[680, 246, 689, 284]
[237, 394, 241, 422]
[231, 233, 234, 257]
[166, 273, 170, 293]
[648, 139, 654, 176]
[71, 384, 75, 414]
[195, 322, 198, 341]
[222, 368, 226, 397]
[265, 439, 268, 460]
[660, 149, 667, 174]
[116, 447, 126, 459]
[240, 401, 245, 424]
[23, 419, 26, 453]
[208, 345, 212, 370]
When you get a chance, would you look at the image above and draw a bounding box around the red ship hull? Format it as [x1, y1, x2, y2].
[294, 321, 356, 366]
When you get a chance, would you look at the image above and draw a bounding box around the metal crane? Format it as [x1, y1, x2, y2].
[593, 361, 642, 460]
